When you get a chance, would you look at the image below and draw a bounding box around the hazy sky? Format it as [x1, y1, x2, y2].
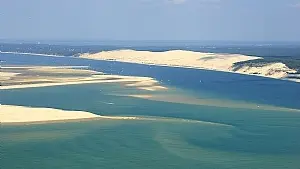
[0, 0, 300, 41]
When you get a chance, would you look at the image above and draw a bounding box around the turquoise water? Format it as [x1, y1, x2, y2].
[2, 83, 300, 169]
[2, 120, 300, 169]
[1, 53, 300, 168]
[2, 53, 300, 109]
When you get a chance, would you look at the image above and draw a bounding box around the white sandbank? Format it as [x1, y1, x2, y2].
[80, 50, 299, 80]
[0, 76, 164, 90]
[0, 66, 167, 90]
[28, 66, 99, 74]
[0, 105, 138, 124]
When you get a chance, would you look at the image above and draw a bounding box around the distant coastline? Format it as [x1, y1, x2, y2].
[0, 51, 65, 57]
[1, 47, 299, 83]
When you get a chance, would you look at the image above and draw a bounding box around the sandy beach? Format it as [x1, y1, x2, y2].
[0, 105, 138, 124]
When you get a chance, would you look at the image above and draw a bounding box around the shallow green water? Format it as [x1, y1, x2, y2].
[1, 84, 300, 169]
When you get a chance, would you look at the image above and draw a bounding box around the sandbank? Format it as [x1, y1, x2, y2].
[0, 105, 138, 124]
[28, 66, 99, 75]
[124, 94, 300, 112]
[0, 76, 165, 90]
[0, 66, 167, 91]
[0, 72, 20, 81]
[137, 86, 167, 91]
[124, 78, 167, 91]
[0, 104, 229, 126]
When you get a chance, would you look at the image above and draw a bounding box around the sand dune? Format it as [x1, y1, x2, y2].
[233, 62, 297, 78]
[80, 50, 260, 71]
[0, 105, 138, 124]
[80, 50, 298, 81]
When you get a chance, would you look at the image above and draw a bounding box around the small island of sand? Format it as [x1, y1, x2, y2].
[0, 105, 138, 124]
[0, 66, 167, 91]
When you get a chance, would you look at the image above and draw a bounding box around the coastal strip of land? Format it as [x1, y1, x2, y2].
[80, 50, 299, 81]
[0, 51, 65, 57]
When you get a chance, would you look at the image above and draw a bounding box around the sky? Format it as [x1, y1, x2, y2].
[0, 0, 300, 41]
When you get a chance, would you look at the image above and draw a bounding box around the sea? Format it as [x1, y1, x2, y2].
[1, 43, 300, 169]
